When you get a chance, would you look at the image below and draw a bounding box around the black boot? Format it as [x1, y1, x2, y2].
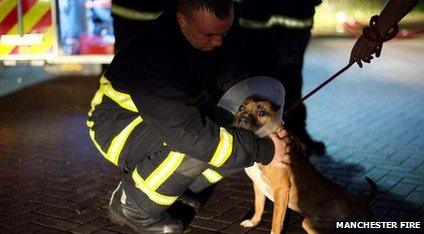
[176, 185, 217, 213]
[176, 192, 201, 213]
[108, 182, 183, 233]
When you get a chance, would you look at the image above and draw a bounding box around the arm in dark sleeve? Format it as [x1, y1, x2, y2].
[107, 60, 274, 166]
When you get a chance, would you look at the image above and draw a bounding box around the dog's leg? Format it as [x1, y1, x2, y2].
[301, 217, 320, 234]
[270, 177, 290, 234]
[241, 182, 266, 228]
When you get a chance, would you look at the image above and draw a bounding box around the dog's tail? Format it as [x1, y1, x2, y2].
[365, 177, 377, 201]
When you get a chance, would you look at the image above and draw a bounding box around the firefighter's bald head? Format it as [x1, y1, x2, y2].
[177, 0, 234, 52]
[177, 0, 233, 20]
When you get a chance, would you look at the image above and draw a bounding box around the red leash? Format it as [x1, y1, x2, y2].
[284, 62, 355, 116]
[284, 15, 399, 117]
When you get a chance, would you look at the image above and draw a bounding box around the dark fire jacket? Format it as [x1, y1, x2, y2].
[239, 0, 322, 30]
[87, 10, 274, 172]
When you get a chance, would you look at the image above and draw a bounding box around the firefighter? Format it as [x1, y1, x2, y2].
[87, 0, 290, 232]
[111, 0, 170, 52]
[239, 0, 325, 156]
[350, 0, 419, 67]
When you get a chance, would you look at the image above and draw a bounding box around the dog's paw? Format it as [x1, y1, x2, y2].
[240, 219, 259, 228]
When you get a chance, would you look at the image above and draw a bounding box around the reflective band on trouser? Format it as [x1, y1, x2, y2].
[87, 76, 141, 165]
[239, 15, 313, 30]
[88, 116, 142, 165]
[99, 76, 139, 113]
[202, 168, 223, 184]
[88, 76, 138, 116]
[132, 168, 178, 205]
[145, 152, 185, 190]
[111, 4, 162, 21]
[202, 127, 233, 183]
[132, 152, 185, 205]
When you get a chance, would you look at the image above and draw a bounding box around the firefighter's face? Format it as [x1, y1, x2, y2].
[177, 7, 234, 52]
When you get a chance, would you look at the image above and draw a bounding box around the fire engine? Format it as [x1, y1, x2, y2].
[0, 0, 114, 66]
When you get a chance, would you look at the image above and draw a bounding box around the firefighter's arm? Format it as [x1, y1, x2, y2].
[120, 63, 274, 166]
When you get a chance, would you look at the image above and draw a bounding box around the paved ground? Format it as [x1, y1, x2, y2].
[0, 38, 423, 233]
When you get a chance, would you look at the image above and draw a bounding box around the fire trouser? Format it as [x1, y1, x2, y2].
[117, 148, 245, 218]
[87, 76, 245, 217]
[89, 122, 245, 217]
[89, 119, 244, 216]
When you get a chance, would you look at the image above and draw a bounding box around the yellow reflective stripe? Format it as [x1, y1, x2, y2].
[100, 76, 138, 113]
[87, 89, 108, 160]
[87, 120, 94, 128]
[239, 15, 313, 30]
[112, 4, 162, 21]
[0, 0, 50, 55]
[88, 117, 142, 166]
[21, 26, 54, 54]
[209, 127, 233, 168]
[88, 88, 104, 117]
[87, 82, 142, 166]
[0, 0, 17, 23]
[87, 77, 143, 165]
[106, 116, 143, 165]
[132, 167, 178, 205]
[145, 151, 185, 191]
[202, 169, 223, 184]
[88, 126, 108, 159]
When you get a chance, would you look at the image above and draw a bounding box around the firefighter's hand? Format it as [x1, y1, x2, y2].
[349, 34, 382, 68]
[267, 132, 292, 168]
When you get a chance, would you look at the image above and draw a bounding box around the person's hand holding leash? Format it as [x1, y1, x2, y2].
[349, 0, 418, 68]
[349, 34, 381, 68]
[349, 15, 398, 68]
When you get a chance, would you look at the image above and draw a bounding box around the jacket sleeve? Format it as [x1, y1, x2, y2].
[106, 58, 274, 167]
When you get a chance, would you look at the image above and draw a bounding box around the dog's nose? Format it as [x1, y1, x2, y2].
[238, 116, 250, 125]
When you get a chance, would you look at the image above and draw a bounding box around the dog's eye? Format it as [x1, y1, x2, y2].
[257, 110, 267, 116]
[238, 105, 245, 112]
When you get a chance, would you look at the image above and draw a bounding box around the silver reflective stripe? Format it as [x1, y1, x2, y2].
[109, 182, 123, 205]
[112, 4, 162, 21]
[239, 15, 313, 29]
[269, 15, 313, 29]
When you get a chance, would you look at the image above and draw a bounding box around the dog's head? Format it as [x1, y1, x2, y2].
[233, 96, 308, 157]
[233, 96, 280, 132]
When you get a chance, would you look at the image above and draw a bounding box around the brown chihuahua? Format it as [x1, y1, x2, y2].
[234, 96, 376, 234]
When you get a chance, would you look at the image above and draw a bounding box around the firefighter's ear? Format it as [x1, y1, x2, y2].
[176, 11, 188, 27]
